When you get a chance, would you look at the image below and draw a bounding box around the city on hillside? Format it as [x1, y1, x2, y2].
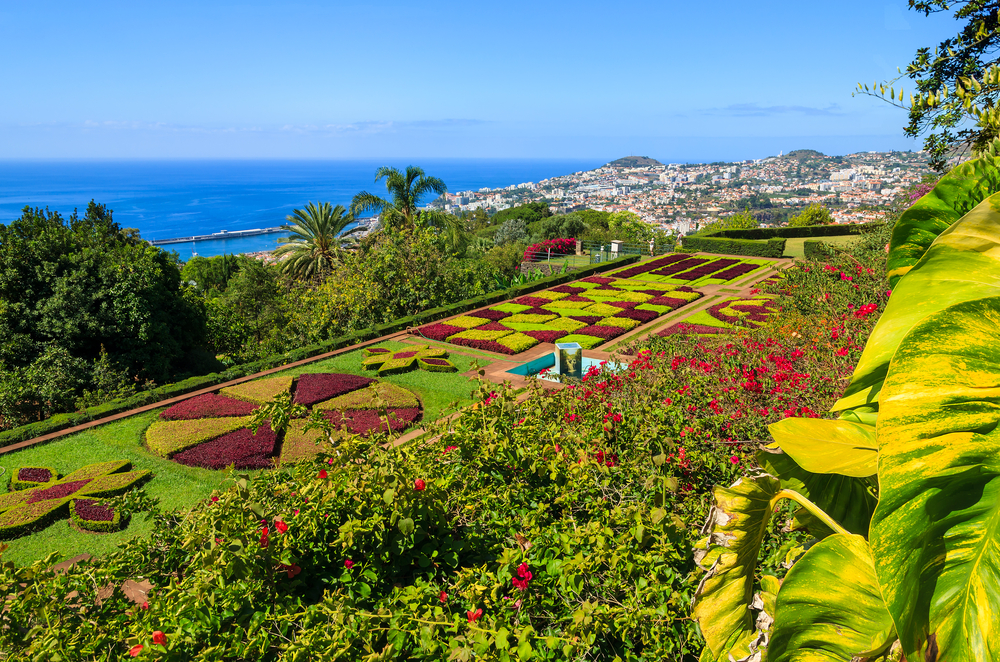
[431, 149, 935, 234]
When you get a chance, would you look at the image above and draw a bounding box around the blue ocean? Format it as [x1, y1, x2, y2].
[0, 159, 604, 260]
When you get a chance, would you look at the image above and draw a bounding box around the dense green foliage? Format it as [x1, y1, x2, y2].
[681, 235, 786, 257]
[0, 203, 206, 429]
[274, 202, 362, 280]
[350, 166, 448, 232]
[787, 203, 833, 227]
[490, 202, 552, 227]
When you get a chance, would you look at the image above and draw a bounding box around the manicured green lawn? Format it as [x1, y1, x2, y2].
[783, 235, 859, 259]
[0, 340, 477, 566]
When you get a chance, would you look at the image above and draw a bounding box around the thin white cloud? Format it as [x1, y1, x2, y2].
[705, 103, 845, 117]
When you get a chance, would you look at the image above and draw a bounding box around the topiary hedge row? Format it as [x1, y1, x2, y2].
[0, 255, 641, 449]
[704, 222, 879, 240]
[681, 236, 786, 258]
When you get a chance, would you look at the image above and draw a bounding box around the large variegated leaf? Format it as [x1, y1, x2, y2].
[758, 449, 876, 537]
[834, 190, 1000, 411]
[767, 418, 876, 477]
[692, 474, 782, 661]
[873, 296, 1000, 660]
[887, 156, 1000, 287]
[769, 534, 895, 661]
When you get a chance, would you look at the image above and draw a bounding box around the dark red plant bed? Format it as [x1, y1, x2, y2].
[711, 263, 760, 281]
[569, 315, 603, 325]
[523, 329, 568, 343]
[612, 254, 690, 278]
[512, 296, 552, 308]
[574, 325, 626, 339]
[562, 295, 594, 302]
[294, 373, 377, 406]
[580, 276, 615, 285]
[18, 468, 53, 483]
[550, 285, 586, 294]
[421, 358, 453, 366]
[28, 480, 92, 504]
[615, 309, 660, 323]
[447, 337, 517, 355]
[72, 498, 115, 522]
[467, 309, 510, 321]
[473, 322, 515, 332]
[606, 301, 639, 309]
[321, 408, 423, 435]
[649, 296, 690, 308]
[160, 394, 259, 421]
[172, 423, 279, 470]
[413, 323, 466, 342]
[517, 307, 557, 317]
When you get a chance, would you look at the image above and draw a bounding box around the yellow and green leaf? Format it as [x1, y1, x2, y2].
[834, 190, 1000, 411]
[769, 534, 895, 662]
[767, 418, 877, 478]
[874, 295, 1000, 660]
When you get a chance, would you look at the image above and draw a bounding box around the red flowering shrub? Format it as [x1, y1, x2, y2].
[160, 394, 259, 421]
[171, 423, 279, 470]
[294, 373, 377, 406]
[523, 238, 575, 261]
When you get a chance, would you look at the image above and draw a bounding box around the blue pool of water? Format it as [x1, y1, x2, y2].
[506, 354, 620, 382]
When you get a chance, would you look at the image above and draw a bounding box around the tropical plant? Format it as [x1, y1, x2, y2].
[350, 166, 447, 232]
[274, 202, 362, 280]
[692, 157, 1000, 662]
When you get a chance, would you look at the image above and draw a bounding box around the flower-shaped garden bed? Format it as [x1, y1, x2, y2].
[143, 373, 423, 468]
[660, 297, 780, 336]
[361, 345, 458, 374]
[411, 276, 702, 355]
[0, 460, 149, 539]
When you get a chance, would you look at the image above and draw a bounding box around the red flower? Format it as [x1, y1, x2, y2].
[439, 590, 448, 603]
[344, 559, 355, 569]
[210, 496, 219, 503]
[151, 631, 167, 646]
[274, 520, 289, 534]
[326, 457, 334, 465]
[512, 577, 529, 591]
[467, 608, 483, 623]
[730, 455, 740, 465]
[280, 563, 301, 578]
[516, 562, 533, 581]
[140, 601, 149, 610]
[259, 526, 269, 548]
[414, 479, 426, 491]
[129, 644, 144, 657]
[318, 470, 328, 479]
[835, 348, 849, 356]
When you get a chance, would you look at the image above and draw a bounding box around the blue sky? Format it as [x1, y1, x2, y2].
[0, 1, 962, 161]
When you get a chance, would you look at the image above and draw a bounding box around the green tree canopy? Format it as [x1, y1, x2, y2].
[789, 203, 834, 227]
[490, 202, 552, 227]
[275, 202, 362, 281]
[0, 202, 205, 383]
[859, 1, 1000, 169]
[350, 166, 447, 232]
[608, 210, 655, 242]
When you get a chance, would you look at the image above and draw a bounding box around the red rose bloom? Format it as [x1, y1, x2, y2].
[414, 479, 426, 491]
[318, 469, 328, 479]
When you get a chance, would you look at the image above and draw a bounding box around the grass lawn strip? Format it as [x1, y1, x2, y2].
[145, 417, 251, 457]
[219, 375, 294, 404]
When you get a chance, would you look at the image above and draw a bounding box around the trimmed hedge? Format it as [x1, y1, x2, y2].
[704, 222, 879, 240]
[803, 239, 835, 261]
[70, 498, 122, 533]
[681, 236, 786, 258]
[10, 466, 59, 491]
[0, 255, 640, 449]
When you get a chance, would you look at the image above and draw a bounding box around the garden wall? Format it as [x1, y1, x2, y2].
[0, 254, 641, 448]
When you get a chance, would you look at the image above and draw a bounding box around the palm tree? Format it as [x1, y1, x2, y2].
[350, 166, 448, 232]
[273, 202, 361, 280]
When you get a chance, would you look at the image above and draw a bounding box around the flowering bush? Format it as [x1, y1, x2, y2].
[522, 237, 575, 261]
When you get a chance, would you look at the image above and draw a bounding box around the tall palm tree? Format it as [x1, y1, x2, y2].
[274, 202, 361, 280]
[350, 166, 448, 232]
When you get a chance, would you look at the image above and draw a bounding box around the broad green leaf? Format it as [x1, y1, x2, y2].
[758, 450, 877, 537]
[834, 190, 1000, 411]
[887, 156, 1000, 287]
[769, 534, 895, 662]
[692, 474, 781, 661]
[874, 296, 1000, 660]
[398, 517, 415, 536]
[767, 418, 877, 477]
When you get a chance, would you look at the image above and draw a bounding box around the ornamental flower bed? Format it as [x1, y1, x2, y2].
[70, 498, 122, 533]
[0, 460, 149, 539]
[144, 373, 425, 468]
[10, 467, 58, 491]
[361, 345, 457, 375]
[160, 394, 260, 421]
[672, 258, 739, 281]
[609, 253, 689, 279]
[522, 237, 576, 261]
[411, 272, 708, 354]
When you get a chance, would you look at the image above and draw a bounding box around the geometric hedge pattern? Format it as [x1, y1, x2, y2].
[0, 460, 150, 539]
[412, 273, 703, 354]
[143, 372, 423, 469]
[361, 345, 458, 375]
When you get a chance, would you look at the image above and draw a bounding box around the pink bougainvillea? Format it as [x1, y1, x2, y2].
[523, 238, 575, 261]
[160, 394, 258, 421]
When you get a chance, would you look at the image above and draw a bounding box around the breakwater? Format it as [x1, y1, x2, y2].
[148, 227, 285, 246]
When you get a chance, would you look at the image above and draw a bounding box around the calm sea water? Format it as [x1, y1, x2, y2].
[0, 159, 604, 260]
